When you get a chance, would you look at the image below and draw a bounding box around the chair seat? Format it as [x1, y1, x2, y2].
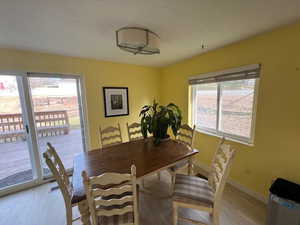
[173, 174, 214, 208]
[169, 159, 189, 172]
[98, 212, 134, 225]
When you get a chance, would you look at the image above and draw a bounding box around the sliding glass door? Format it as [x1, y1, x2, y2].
[0, 73, 87, 193]
[0, 75, 37, 190]
[28, 75, 86, 177]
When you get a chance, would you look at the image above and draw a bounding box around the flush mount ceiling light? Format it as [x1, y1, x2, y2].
[116, 27, 160, 55]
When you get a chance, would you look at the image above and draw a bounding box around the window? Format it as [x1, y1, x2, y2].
[190, 64, 260, 144]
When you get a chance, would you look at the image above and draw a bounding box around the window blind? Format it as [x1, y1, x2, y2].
[188, 64, 261, 85]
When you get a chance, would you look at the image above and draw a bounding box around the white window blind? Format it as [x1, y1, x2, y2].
[189, 64, 260, 145]
[189, 64, 260, 85]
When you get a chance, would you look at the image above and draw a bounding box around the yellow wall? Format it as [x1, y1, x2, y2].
[0, 48, 160, 149]
[1, 21, 300, 198]
[161, 22, 300, 197]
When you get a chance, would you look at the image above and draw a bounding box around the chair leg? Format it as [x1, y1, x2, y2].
[172, 202, 178, 225]
[157, 172, 161, 181]
[78, 200, 92, 225]
[66, 204, 73, 225]
[212, 209, 220, 225]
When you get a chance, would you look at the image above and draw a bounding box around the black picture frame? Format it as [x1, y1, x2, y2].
[103, 87, 129, 117]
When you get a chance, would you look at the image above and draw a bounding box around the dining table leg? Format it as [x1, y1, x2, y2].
[78, 200, 91, 225]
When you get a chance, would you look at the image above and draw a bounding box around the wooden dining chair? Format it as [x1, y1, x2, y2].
[99, 123, 123, 148]
[43, 143, 79, 225]
[172, 138, 236, 225]
[168, 124, 195, 186]
[126, 122, 143, 142]
[82, 165, 139, 225]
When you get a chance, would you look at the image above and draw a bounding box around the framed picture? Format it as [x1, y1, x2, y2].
[103, 87, 129, 117]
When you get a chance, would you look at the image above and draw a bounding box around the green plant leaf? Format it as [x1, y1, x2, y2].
[139, 100, 182, 143]
[139, 105, 151, 117]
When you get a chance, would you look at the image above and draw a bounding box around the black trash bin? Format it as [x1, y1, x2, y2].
[267, 178, 300, 225]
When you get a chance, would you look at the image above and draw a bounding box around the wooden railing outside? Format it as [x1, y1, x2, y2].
[0, 110, 70, 143]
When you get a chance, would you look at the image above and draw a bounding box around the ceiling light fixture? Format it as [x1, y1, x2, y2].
[116, 27, 160, 55]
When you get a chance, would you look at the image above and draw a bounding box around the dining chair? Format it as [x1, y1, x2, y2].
[99, 123, 123, 148]
[43, 142, 79, 225]
[168, 124, 195, 186]
[126, 122, 143, 141]
[172, 138, 236, 225]
[82, 165, 139, 225]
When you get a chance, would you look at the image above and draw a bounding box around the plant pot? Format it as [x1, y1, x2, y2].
[153, 134, 170, 145]
[159, 135, 170, 142]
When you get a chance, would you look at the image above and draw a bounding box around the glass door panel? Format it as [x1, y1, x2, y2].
[0, 75, 35, 189]
[28, 76, 85, 177]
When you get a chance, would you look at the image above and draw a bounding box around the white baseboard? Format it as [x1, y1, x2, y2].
[194, 162, 268, 204]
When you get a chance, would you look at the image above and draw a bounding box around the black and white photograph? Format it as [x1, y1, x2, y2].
[111, 94, 123, 109]
[103, 87, 129, 117]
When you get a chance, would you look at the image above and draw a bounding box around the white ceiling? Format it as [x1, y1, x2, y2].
[0, 0, 300, 67]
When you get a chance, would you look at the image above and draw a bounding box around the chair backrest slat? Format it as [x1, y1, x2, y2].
[43, 143, 71, 205]
[82, 165, 139, 225]
[101, 134, 124, 143]
[127, 122, 143, 142]
[91, 185, 132, 197]
[208, 138, 236, 208]
[90, 173, 131, 185]
[99, 123, 123, 148]
[129, 130, 142, 136]
[95, 195, 133, 207]
[177, 132, 193, 139]
[176, 124, 195, 147]
[96, 205, 133, 217]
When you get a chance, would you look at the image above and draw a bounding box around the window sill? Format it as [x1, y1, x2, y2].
[195, 128, 254, 147]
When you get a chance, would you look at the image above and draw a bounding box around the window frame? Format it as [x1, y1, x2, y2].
[191, 78, 260, 146]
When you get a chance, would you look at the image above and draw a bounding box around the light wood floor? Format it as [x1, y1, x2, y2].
[0, 171, 266, 225]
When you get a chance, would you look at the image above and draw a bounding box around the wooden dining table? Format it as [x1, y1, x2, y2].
[71, 138, 199, 225]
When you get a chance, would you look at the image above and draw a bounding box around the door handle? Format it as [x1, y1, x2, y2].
[25, 125, 29, 134]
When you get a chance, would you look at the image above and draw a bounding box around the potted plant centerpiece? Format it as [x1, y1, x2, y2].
[139, 101, 182, 145]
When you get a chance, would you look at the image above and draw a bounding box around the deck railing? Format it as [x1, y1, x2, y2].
[0, 110, 70, 143]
